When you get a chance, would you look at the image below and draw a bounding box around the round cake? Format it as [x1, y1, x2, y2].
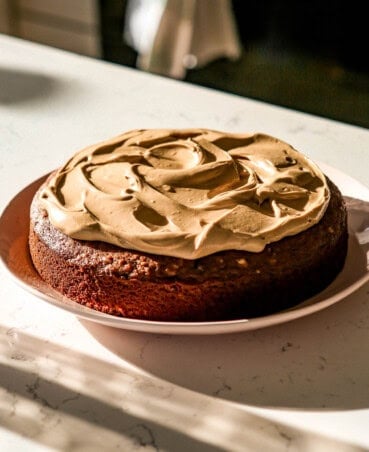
[29, 129, 348, 321]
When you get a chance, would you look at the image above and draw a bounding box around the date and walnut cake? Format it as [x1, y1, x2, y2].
[29, 128, 348, 321]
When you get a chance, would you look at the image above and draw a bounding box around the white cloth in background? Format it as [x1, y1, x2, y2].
[124, 0, 242, 79]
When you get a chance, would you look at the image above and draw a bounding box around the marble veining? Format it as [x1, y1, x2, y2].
[1, 34, 369, 451]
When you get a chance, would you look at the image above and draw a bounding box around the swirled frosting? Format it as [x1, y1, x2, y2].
[39, 129, 330, 258]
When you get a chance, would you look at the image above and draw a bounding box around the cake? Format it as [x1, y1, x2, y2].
[29, 129, 348, 321]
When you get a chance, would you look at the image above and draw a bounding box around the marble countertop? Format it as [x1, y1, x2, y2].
[1, 34, 369, 451]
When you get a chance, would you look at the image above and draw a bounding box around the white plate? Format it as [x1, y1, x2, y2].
[1, 164, 369, 335]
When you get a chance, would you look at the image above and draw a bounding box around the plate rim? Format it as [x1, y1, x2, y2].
[1, 163, 369, 335]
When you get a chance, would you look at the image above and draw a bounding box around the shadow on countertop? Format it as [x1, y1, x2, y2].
[83, 282, 369, 411]
[0, 324, 362, 451]
[0, 67, 60, 104]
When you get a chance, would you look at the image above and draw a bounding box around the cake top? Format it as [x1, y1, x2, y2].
[39, 128, 330, 259]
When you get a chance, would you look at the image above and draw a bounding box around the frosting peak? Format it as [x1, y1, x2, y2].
[40, 129, 330, 258]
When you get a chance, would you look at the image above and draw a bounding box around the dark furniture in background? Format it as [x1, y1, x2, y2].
[99, 0, 369, 129]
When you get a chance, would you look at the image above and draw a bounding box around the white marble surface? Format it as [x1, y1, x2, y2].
[1, 34, 369, 451]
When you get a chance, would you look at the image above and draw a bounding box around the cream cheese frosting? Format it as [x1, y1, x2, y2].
[39, 129, 330, 259]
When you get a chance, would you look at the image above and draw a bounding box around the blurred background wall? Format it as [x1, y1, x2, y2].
[1, 0, 368, 129]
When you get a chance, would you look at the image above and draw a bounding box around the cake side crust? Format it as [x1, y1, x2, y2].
[29, 178, 348, 321]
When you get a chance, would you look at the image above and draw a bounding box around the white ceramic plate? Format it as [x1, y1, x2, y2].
[1, 163, 368, 335]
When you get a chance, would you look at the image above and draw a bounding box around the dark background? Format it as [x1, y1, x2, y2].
[99, 0, 369, 129]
